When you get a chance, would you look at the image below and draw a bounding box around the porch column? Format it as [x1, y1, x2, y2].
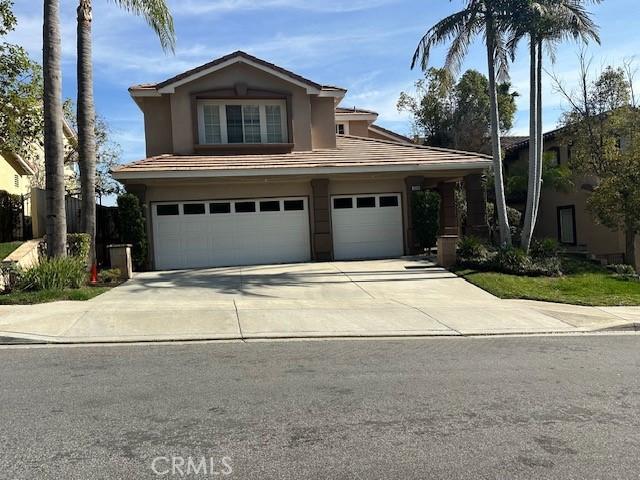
[464, 173, 489, 240]
[404, 175, 425, 254]
[436, 181, 458, 267]
[311, 179, 332, 261]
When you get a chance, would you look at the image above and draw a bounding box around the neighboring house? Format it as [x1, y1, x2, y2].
[505, 128, 636, 266]
[334, 107, 414, 144]
[0, 120, 78, 196]
[0, 151, 35, 196]
[113, 51, 491, 270]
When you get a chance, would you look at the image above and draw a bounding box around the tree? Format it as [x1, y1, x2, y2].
[398, 68, 518, 154]
[76, 0, 175, 270]
[63, 100, 123, 198]
[0, 1, 43, 166]
[117, 193, 148, 270]
[412, 190, 441, 252]
[411, 0, 517, 246]
[508, 0, 601, 251]
[43, 0, 67, 257]
[553, 58, 640, 266]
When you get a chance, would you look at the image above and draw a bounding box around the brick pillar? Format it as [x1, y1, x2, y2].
[464, 173, 489, 240]
[404, 175, 425, 254]
[311, 179, 332, 261]
[437, 181, 459, 268]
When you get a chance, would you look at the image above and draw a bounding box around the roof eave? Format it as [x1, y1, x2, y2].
[112, 160, 491, 181]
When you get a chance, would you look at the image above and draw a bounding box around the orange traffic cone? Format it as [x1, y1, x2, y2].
[90, 264, 98, 284]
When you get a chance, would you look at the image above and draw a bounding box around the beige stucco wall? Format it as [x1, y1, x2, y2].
[346, 120, 370, 138]
[0, 153, 28, 195]
[143, 96, 174, 157]
[509, 138, 624, 256]
[310, 97, 336, 149]
[168, 63, 313, 154]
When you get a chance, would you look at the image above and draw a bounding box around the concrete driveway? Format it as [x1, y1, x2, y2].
[0, 257, 610, 343]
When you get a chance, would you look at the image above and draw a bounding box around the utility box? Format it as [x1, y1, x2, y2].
[107, 244, 133, 280]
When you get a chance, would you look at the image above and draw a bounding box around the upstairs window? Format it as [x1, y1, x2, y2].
[198, 100, 287, 145]
[335, 123, 348, 135]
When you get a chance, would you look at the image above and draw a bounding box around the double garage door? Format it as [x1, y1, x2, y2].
[152, 197, 311, 270]
[152, 193, 404, 270]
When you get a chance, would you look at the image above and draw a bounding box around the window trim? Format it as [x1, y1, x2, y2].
[197, 99, 288, 145]
[335, 123, 349, 135]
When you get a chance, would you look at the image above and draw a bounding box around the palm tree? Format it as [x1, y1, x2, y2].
[511, 0, 601, 251]
[43, 0, 67, 257]
[76, 0, 174, 269]
[412, 0, 516, 246]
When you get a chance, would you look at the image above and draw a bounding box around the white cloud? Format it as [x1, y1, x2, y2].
[174, 0, 400, 15]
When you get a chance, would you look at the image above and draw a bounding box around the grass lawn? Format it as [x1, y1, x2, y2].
[453, 255, 640, 306]
[0, 287, 110, 305]
[0, 241, 23, 260]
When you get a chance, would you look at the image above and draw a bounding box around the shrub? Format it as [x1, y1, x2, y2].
[530, 238, 560, 259]
[493, 245, 561, 277]
[457, 236, 489, 260]
[67, 233, 91, 260]
[117, 194, 148, 270]
[608, 264, 637, 276]
[412, 190, 440, 250]
[18, 257, 87, 291]
[98, 268, 121, 284]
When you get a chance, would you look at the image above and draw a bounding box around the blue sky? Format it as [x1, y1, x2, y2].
[8, 0, 640, 165]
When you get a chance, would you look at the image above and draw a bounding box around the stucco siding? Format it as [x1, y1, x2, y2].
[168, 63, 312, 154]
[310, 97, 336, 149]
[0, 154, 28, 195]
[347, 120, 370, 138]
[143, 96, 174, 157]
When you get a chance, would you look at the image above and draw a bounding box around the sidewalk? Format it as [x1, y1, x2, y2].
[0, 259, 638, 344]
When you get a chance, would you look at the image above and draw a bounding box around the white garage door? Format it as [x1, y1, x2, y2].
[331, 193, 404, 260]
[152, 197, 311, 270]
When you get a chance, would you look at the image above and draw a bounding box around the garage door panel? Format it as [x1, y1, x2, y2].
[332, 194, 404, 261]
[152, 198, 310, 270]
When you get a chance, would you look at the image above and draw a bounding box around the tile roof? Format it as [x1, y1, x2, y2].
[335, 106, 379, 115]
[368, 124, 414, 144]
[113, 135, 490, 177]
[129, 51, 346, 93]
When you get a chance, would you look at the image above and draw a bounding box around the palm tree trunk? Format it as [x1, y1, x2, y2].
[521, 40, 539, 251]
[533, 41, 544, 224]
[43, 0, 67, 257]
[485, 19, 511, 246]
[77, 0, 97, 267]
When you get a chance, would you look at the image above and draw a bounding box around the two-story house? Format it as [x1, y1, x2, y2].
[113, 51, 491, 270]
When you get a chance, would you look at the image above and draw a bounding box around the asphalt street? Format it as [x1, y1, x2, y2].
[0, 335, 639, 479]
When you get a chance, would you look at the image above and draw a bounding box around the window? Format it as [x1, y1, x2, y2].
[380, 196, 399, 207]
[235, 201, 256, 213]
[199, 100, 287, 145]
[183, 203, 205, 215]
[333, 198, 353, 209]
[336, 123, 346, 135]
[210, 202, 231, 214]
[14, 175, 19, 188]
[203, 105, 222, 144]
[243, 105, 261, 143]
[546, 147, 560, 167]
[557, 206, 576, 245]
[266, 105, 284, 143]
[357, 197, 376, 208]
[157, 204, 179, 216]
[284, 200, 304, 211]
[260, 200, 280, 212]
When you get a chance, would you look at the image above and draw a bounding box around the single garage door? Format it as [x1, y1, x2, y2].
[152, 197, 311, 270]
[331, 193, 404, 260]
